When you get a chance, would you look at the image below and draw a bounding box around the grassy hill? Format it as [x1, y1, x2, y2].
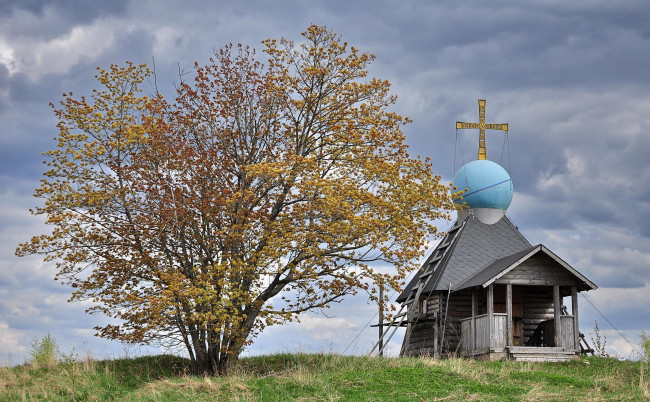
[1, 352, 648, 400]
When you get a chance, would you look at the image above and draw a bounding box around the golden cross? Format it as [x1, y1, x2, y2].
[456, 99, 509, 160]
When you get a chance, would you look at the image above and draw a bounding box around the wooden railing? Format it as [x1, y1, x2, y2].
[460, 313, 507, 352]
[460, 314, 576, 353]
[543, 315, 576, 349]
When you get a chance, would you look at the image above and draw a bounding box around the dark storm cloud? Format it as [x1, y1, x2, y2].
[518, 97, 650, 239]
[0, 27, 156, 181]
[0, 0, 129, 25]
[319, 0, 650, 92]
[8, 71, 71, 105]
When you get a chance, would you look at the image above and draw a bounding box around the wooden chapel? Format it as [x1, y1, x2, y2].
[382, 100, 597, 362]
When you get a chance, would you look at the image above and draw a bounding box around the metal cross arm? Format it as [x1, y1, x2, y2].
[456, 99, 509, 160]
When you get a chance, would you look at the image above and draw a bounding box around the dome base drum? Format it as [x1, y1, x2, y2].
[457, 208, 507, 225]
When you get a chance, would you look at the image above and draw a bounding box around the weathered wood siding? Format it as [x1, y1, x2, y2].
[495, 255, 581, 287]
[404, 293, 441, 356]
[442, 289, 473, 353]
[460, 318, 471, 352]
[405, 321, 436, 356]
[460, 314, 507, 353]
[404, 285, 576, 356]
[561, 316, 576, 349]
[542, 315, 576, 349]
[492, 314, 507, 349]
[404, 290, 475, 356]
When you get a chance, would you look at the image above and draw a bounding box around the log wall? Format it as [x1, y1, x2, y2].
[443, 289, 473, 354]
[521, 287, 555, 346]
[404, 290, 476, 356]
[404, 293, 441, 356]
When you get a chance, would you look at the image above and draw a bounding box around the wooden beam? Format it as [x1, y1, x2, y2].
[433, 319, 439, 358]
[487, 284, 494, 350]
[572, 286, 579, 350]
[471, 288, 477, 352]
[506, 284, 513, 347]
[494, 279, 572, 286]
[554, 285, 561, 348]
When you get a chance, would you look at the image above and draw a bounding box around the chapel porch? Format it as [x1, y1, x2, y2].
[458, 283, 582, 361]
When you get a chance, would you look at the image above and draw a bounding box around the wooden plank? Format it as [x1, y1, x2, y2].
[560, 315, 575, 350]
[487, 284, 494, 350]
[506, 284, 513, 347]
[572, 286, 579, 351]
[475, 315, 489, 350]
[495, 256, 585, 290]
[493, 315, 507, 349]
[471, 288, 477, 352]
[460, 320, 470, 352]
[495, 279, 574, 286]
[433, 318, 439, 358]
[499, 270, 575, 278]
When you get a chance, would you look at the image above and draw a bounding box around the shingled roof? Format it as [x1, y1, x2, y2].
[396, 214, 531, 303]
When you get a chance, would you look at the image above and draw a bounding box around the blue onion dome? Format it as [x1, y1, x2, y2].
[452, 160, 513, 210]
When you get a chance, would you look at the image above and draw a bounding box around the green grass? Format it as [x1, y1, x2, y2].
[1, 353, 648, 401]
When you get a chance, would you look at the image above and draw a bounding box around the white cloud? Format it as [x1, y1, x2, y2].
[0, 38, 17, 74]
[298, 316, 357, 340]
[0, 321, 28, 363]
[24, 21, 120, 79]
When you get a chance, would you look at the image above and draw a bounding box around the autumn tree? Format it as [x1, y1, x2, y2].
[17, 25, 455, 375]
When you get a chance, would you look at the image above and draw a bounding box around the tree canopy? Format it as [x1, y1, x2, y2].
[17, 25, 455, 375]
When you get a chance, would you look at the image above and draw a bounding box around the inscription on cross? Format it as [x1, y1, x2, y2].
[456, 99, 509, 160]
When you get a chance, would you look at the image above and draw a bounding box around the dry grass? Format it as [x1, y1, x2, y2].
[521, 383, 564, 401]
[2, 353, 649, 401]
[134, 376, 234, 400]
[0, 357, 97, 401]
[419, 356, 491, 383]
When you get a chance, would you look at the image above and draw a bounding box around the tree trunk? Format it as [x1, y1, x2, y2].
[182, 325, 247, 375]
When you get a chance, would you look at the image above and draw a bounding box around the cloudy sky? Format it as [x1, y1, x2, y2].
[1, 0, 649, 363]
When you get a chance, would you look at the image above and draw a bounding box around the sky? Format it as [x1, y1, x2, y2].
[1, 0, 649, 364]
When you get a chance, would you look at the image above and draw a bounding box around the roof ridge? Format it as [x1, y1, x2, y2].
[503, 215, 533, 247]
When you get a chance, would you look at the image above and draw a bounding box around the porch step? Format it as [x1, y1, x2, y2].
[507, 347, 577, 362]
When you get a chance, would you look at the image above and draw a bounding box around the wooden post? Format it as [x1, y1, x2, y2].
[553, 285, 561, 348]
[506, 284, 513, 347]
[471, 288, 477, 353]
[571, 286, 579, 351]
[378, 280, 384, 357]
[487, 284, 494, 350]
[433, 314, 439, 358]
